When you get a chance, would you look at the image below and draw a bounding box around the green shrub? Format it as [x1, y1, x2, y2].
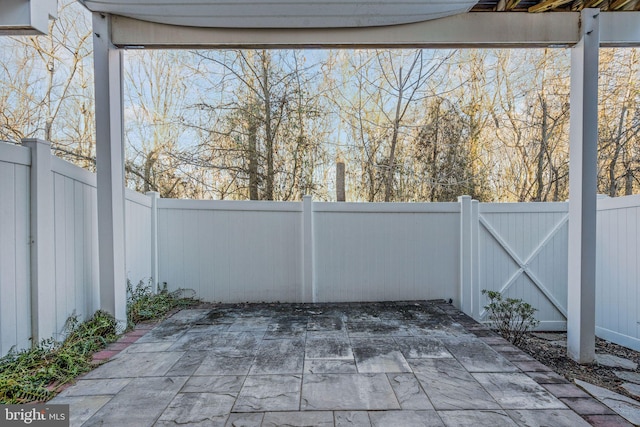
[0, 311, 117, 404]
[126, 280, 199, 328]
[482, 289, 539, 346]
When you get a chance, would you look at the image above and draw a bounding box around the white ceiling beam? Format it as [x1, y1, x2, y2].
[109, 12, 640, 49]
[600, 12, 640, 46]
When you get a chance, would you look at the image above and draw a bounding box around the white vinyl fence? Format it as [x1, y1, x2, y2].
[0, 140, 152, 355]
[2, 139, 640, 354]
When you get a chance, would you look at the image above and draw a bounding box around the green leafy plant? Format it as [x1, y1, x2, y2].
[482, 289, 539, 345]
[126, 280, 199, 328]
[0, 311, 117, 404]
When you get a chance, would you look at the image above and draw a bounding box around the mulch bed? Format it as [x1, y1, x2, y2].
[516, 332, 640, 402]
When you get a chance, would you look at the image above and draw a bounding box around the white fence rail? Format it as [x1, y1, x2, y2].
[2, 139, 640, 354]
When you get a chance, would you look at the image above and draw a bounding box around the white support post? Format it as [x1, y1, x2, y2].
[567, 8, 599, 364]
[471, 199, 480, 320]
[302, 195, 315, 302]
[93, 12, 127, 329]
[459, 195, 472, 314]
[23, 138, 56, 344]
[146, 191, 160, 292]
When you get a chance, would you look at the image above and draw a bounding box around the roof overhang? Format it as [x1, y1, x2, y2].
[80, 0, 478, 29]
[0, 0, 58, 35]
[107, 11, 640, 49]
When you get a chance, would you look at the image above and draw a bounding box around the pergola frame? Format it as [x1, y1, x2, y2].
[90, 9, 640, 363]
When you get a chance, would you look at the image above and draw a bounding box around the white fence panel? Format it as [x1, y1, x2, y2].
[596, 195, 640, 350]
[478, 203, 569, 330]
[314, 203, 460, 302]
[125, 190, 152, 287]
[0, 143, 31, 355]
[51, 157, 99, 336]
[157, 200, 303, 302]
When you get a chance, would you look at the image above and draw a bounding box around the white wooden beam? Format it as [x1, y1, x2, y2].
[110, 12, 579, 48]
[567, 8, 599, 364]
[108, 12, 640, 48]
[92, 12, 127, 329]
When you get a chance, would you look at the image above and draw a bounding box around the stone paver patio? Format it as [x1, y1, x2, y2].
[50, 301, 631, 426]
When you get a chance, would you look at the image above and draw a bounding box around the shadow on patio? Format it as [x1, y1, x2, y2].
[49, 301, 619, 426]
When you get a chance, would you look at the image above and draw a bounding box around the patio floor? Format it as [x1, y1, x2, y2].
[50, 301, 621, 426]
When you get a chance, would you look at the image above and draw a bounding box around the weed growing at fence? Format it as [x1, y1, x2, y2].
[0, 310, 117, 404]
[127, 280, 199, 328]
[482, 289, 540, 346]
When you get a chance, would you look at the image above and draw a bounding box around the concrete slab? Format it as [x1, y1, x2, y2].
[156, 392, 235, 426]
[227, 317, 272, 333]
[82, 351, 185, 379]
[168, 331, 218, 351]
[262, 411, 334, 427]
[224, 412, 264, 427]
[81, 376, 187, 427]
[303, 359, 358, 374]
[134, 323, 189, 343]
[233, 374, 302, 412]
[164, 308, 211, 324]
[301, 373, 400, 411]
[348, 320, 412, 337]
[194, 354, 255, 376]
[56, 378, 131, 397]
[264, 317, 308, 339]
[352, 338, 412, 373]
[165, 350, 209, 376]
[413, 359, 501, 410]
[615, 370, 640, 384]
[575, 378, 640, 425]
[354, 348, 412, 373]
[47, 395, 112, 427]
[305, 336, 353, 359]
[307, 315, 346, 332]
[334, 411, 372, 426]
[583, 414, 636, 426]
[595, 354, 638, 370]
[621, 382, 640, 400]
[182, 375, 245, 394]
[437, 409, 517, 426]
[472, 372, 567, 409]
[249, 338, 304, 374]
[369, 410, 444, 426]
[122, 341, 173, 353]
[506, 409, 591, 426]
[210, 332, 264, 357]
[49, 302, 600, 426]
[441, 337, 519, 373]
[387, 373, 434, 410]
[393, 336, 452, 359]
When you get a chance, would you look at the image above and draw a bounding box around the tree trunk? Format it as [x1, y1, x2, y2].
[384, 66, 403, 202]
[248, 115, 259, 200]
[262, 52, 275, 200]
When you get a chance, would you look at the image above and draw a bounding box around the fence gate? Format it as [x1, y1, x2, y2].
[474, 203, 569, 330]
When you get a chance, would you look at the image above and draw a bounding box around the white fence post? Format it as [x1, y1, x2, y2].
[302, 195, 315, 302]
[471, 199, 480, 320]
[23, 138, 56, 344]
[146, 191, 160, 292]
[458, 195, 474, 316]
